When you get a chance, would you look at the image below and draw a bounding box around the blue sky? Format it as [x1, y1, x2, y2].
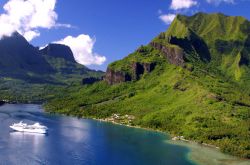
[0, 0, 250, 71]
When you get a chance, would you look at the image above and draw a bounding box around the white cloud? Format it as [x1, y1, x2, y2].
[54, 34, 106, 66]
[23, 30, 40, 42]
[0, 0, 71, 41]
[55, 23, 73, 28]
[159, 14, 176, 24]
[170, 0, 198, 10]
[206, 0, 235, 5]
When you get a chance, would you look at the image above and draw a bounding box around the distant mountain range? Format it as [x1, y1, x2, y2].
[0, 32, 103, 102]
[45, 12, 250, 158]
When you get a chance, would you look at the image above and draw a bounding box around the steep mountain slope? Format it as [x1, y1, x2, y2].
[166, 12, 250, 81]
[45, 13, 249, 158]
[104, 12, 250, 84]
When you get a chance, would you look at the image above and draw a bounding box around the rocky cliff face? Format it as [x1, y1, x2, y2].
[104, 41, 186, 85]
[103, 42, 185, 85]
[104, 62, 156, 85]
[132, 62, 156, 80]
[150, 42, 185, 66]
[104, 68, 132, 85]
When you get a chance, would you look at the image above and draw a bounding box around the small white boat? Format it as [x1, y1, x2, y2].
[10, 121, 48, 134]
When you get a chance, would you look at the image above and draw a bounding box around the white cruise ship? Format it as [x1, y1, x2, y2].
[10, 121, 48, 134]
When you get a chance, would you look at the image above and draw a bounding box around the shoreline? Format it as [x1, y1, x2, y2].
[92, 117, 165, 133]
[43, 107, 250, 164]
[92, 117, 250, 165]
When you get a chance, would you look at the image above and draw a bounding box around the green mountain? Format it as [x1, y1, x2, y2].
[45, 13, 250, 158]
[104, 12, 250, 84]
[0, 33, 103, 102]
[40, 43, 103, 84]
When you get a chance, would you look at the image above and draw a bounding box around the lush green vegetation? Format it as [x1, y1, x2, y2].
[0, 59, 103, 103]
[0, 61, 103, 103]
[0, 77, 67, 103]
[45, 61, 250, 158]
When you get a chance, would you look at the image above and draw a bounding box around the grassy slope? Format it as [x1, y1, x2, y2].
[45, 62, 250, 158]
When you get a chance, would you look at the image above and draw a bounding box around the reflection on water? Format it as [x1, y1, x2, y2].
[9, 131, 46, 155]
[59, 117, 91, 142]
[0, 104, 196, 165]
[10, 131, 46, 137]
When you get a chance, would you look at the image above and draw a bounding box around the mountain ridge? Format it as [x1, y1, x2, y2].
[103, 12, 250, 84]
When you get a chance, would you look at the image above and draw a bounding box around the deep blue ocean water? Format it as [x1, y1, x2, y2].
[0, 104, 196, 165]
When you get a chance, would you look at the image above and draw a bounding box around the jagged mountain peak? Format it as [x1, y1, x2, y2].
[0, 31, 54, 76]
[40, 43, 76, 62]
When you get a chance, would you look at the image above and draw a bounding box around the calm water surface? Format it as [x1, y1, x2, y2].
[0, 104, 196, 165]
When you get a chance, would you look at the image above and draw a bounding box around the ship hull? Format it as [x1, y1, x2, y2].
[9, 126, 47, 134]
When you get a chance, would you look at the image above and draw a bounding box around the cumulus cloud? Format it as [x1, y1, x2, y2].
[206, 0, 235, 5]
[159, 14, 176, 25]
[0, 0, 71, 41]
[54, 34, 106, 66]
[170, 0, 198, 10]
